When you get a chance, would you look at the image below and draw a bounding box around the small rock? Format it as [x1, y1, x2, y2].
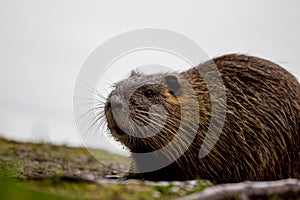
[156, 181, 170, 187]
[81, 173, 95, 181]
[104, 175, 122, 180]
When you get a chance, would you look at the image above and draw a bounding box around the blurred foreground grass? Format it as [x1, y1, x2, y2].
[0, 176, 161, 200]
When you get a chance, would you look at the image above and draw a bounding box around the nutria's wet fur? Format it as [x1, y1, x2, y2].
[104, 54, 300, 183]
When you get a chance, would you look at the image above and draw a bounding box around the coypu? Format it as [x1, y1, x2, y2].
[104, 54, 300, 183]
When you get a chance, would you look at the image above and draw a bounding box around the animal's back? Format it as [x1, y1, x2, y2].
[183, 54, 300, 182]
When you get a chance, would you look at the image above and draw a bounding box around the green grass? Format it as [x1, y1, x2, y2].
[0, 177, 73, 200]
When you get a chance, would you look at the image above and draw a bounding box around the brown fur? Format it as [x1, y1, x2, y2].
[104, 54, 300, 183]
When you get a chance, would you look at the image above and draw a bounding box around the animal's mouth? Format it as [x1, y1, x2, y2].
[114, 124, 126, 136]
[105, 101, 127, 137]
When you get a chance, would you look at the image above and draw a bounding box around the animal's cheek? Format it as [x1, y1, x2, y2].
[163, 89, 180, 105]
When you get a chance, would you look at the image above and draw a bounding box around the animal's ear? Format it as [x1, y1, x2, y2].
[130, 70, 143, 77]
[166, 75, 180, 95]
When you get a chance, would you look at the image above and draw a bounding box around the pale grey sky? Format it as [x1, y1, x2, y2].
[0, 0, 299, 154]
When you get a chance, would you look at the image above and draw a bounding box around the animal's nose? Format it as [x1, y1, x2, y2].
[110, 95, 124, 110]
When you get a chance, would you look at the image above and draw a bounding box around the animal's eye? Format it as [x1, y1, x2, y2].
[144, 89, 155, 98]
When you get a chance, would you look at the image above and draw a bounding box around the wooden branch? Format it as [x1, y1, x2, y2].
[177, 179, 300, 200]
